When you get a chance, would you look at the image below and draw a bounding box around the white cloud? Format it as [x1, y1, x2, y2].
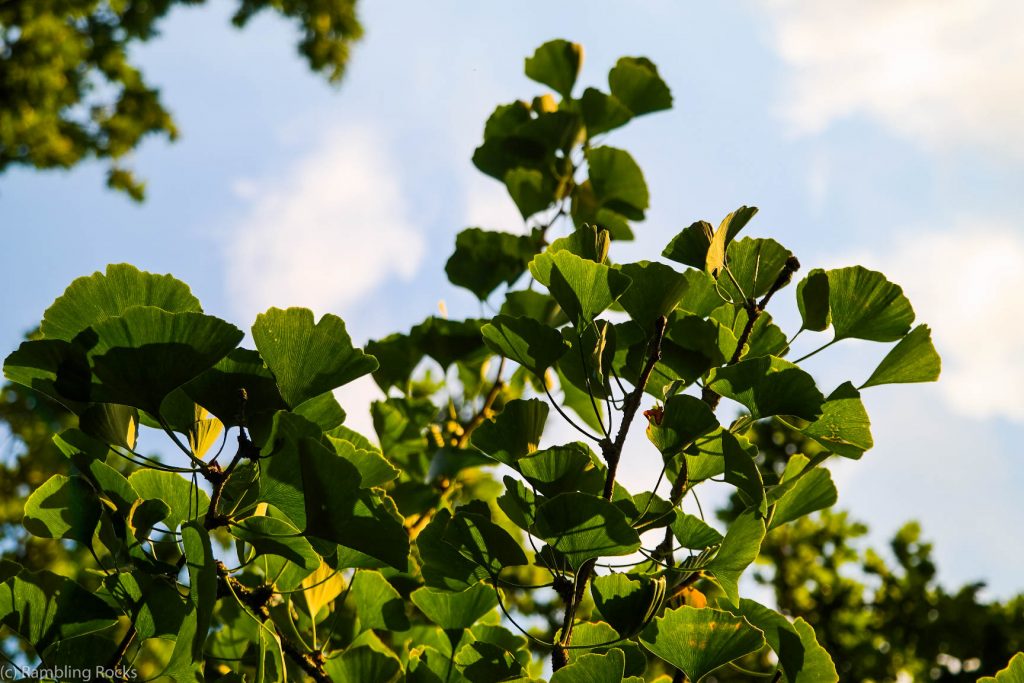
[757, 0, 1024, 158]
[839, 222, 1024, 422]
[224, 125, 425, 324]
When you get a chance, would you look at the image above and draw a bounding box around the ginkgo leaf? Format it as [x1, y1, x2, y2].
[482, 314, 570, 376]
[525, 39, 583, 97]
[188, 405, 223, 458]
[861, 324, 941, 388]
[827, 266, 915, 342]
[252, 307, 378, 408]
[41, 263, 202, 342]
[301, 561, 347, 617]
[532, 492, 641, 568]
[640, 606, 766, 682]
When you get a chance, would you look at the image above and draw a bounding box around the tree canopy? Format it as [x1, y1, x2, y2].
[0, 0, 362, 199]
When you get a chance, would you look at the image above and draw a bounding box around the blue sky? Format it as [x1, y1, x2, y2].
[2, 1, 1023, 596]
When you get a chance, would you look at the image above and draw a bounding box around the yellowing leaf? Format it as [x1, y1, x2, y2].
[188, 405, 223, 459]
[302, 561, 347, 618]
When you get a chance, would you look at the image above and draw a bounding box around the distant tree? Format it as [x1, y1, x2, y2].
[0, 0, 362, 199]
[713, 420, 1024, 682]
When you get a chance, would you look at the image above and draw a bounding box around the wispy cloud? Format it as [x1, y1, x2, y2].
[844, 222, 1024, 422]
[224, 124, 425, 325]
[758, 0, 1024, 159]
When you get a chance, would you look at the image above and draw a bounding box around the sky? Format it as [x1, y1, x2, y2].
[2, 0, 1023, 596]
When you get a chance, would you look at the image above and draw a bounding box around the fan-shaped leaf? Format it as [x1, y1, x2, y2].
[411, 582, 498, 631]
[827, 266, 915, 342]
[608, 56, 672, 115]
[482, 314, 569, 376]
[706, 356, 824, 421]
[252, 307, 377, 407]
[525, 39, 582, 97]
[87, 307, 243, 415]
[640, 606, 766, 682]
[41, 264, 201, 341]
[706, 510, 766, 606]
[862, 324, 941, 388]
[533, 492, 641, 568]
[471, 398, 548, 467]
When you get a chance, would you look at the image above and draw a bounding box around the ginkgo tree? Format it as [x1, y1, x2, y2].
[2, 38, 1012, 683]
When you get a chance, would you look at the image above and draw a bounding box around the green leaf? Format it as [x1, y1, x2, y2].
[532, 492, 641, 569]
[443, 508, 529, 576]
[769, 455, 837, 530]
[300, 439, 409, 569]
[722, 430, 767, 517]
[325, 645, 403, 683]
[980, 653, 1024, 682]
[328, 437, 400, 488]
[728, 600, 838, 683]
[482, 314, 569, 376]
[550, 650, 626, 683]
[471, 398, 548, 467]
[563, 621, 647, 676]
[3, 339, 91, 413]
[418, 510, 491, 591]
[365, 332, 423, 393]
[827, 266, 915, 342]
[548, 251, 632, 329]
[294, 391, 346, 431]
[164, 523, 217, 682]
[455, 640, 523, 681]
[797, 381, 873, 459]
[411, 582, 498, 631]
[591, 573, 666, 637]
[87, 307, 243, 415]
[662, 220, 715, 269]
[128, 469, 210, 531]
[445, 228, 537, 300]
[796, 268, 831, 332]
[608, 56, 673, 116]
[586, 146, 649, 219]
[517, 442, 597, 497]
[0, 569, 119, 652]
[580, 87, 633, 136]
[252, 307, 378, 407]
[181, 348, 288, 428]
[706, 356, 824, 421]
[640, 606, 765, 682]
[41, 263, 202, 341]
[671, 513, 724, 550]
[862, 324, 941, 388]
[79, 402, 138, 450]
[505, 167, 556, 219]
[524, 39, 583, 97]
[414, 317, 488, 369]
[617, 261, 688, 332]
[678, 269, 729, 316]
[706, 510, 766, 606]
[717, 238, 794, 301]
[23, 474, 100, 544]
[528, 225, 610, 286]
[233, 515, 319, 571]
[645, 394, 718, 458]
[349, 570, 411, 631]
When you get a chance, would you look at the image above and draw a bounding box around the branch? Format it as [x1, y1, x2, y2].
[702, 256, 800, 410]
[217, 563, 332, 682]
[551, 316, 667, 671]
